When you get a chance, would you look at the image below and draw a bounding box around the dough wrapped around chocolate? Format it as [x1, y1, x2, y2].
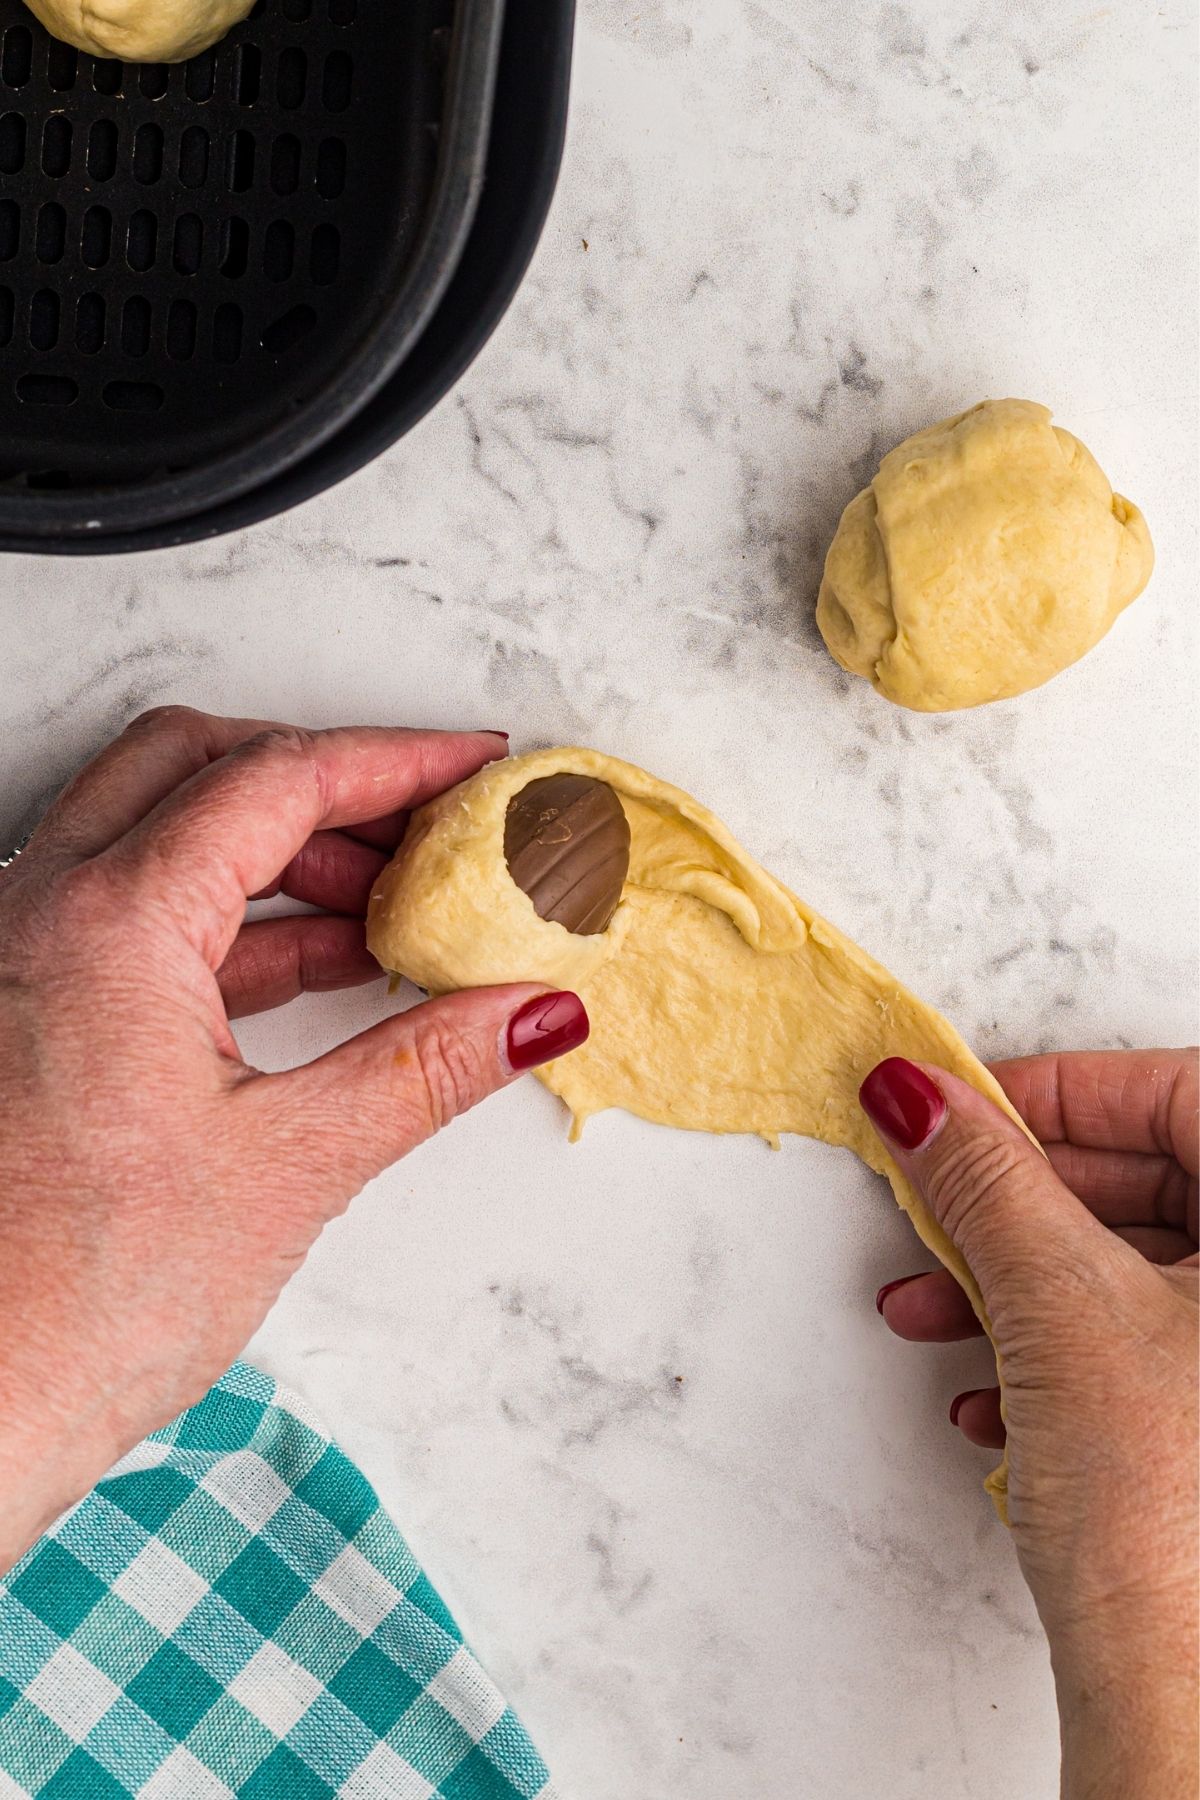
[367, 747, 1035, 1522]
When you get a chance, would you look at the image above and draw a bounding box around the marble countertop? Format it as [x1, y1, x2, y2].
[4, 2, 1196, 1794]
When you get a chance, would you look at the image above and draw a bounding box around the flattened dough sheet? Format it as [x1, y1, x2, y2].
[368, 747, 1028, 1519]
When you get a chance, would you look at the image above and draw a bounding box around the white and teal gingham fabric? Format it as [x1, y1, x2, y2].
[0, 1364, 556, 1800]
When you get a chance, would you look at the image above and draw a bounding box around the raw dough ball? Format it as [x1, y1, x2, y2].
[368, 745, 1035, 1522]
[24, 0, 253, 62]
[816, 399, 1154, 711]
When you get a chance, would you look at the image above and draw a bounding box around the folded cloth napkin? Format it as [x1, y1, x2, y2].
[0, 1363, 556, 1800]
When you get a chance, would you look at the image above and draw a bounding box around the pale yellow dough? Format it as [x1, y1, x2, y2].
[24, 0, 253, 62]
[816, 398, 1154, 711]
[368, 746, 1034, 1522]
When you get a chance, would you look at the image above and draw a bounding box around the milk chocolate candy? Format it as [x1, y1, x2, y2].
[504, 774, 630, 935]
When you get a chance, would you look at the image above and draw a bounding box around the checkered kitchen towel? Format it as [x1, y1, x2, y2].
[0, 1364, 556, 1799]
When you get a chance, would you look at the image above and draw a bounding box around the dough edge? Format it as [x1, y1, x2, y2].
[368, 745, 1020, 1523]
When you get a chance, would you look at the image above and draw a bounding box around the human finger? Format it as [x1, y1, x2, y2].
[27, 706, 278, 864]
[1111, 1225, 1199, 1265]
[949, 1387, 1006, 1448]
[858, 1058, 1130, 1329]
[989, 1050, 1199, 1172]
[249, 830, 388, 915]
[1042, 1141, 1196, 1236]
[238, 985, 589, 1206]
[217, 915, 381, 1018]
[341, 813, 413, 853]
[101, 727, 508, 970]
[876, 1269, 986, 1342]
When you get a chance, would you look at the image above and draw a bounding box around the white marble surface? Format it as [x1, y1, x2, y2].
[4, 2, 1197, 1794]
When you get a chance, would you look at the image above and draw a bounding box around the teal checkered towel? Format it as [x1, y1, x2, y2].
[0, 1363, 556, 1799]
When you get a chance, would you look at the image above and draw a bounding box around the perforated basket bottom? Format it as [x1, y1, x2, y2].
[0, 0, 449, 496]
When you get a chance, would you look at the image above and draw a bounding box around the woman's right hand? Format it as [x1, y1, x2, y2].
[860, 1049, 1198, 1800]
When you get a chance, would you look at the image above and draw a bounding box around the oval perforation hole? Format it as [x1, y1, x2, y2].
[86, 118, 117, 180]
[185, 50, 215, 102]
[92, 59, 122, 95]
[277, 46, 306, 107]
[166, 297, 196, 360]
[219, 215, 248, 276]
[179, 124, 208, 187]
[310, 221, 338, 285]
[281, 0, 311, 16]
[24, 468, 74, 486]
[75, 291, 105, 353]
[226, 128, 254, 191]
[36, 201, 65, 263]
[103, 379, 163, 411]
[0, 286, 12, 346]
[29, 287, 60, 351]
[315, 137, 344, 197]
[322, 49, 350, 110]
[212, 301, 242, 363]
[139, 62, 168, 97]
[328, 0, 356, 22]
[260, 302, 315, 353]
[133, 121, 163, 183]
[173, 213, 203, 273]
[41, 116, 71, 177]
[263, 218, 293, 280]
[121, 294, 151, 356]
[234, 43, 260, 104]
[2, 27, 32, 88]
[17, 373, 77, 405]
[81, 204, 112, 268]
[47, 40, 77, 90]
[126, 208, 157, 271]
[0, 111, 24, 173]
[270, 132, 300, 194]
[0, 199, 19, 261]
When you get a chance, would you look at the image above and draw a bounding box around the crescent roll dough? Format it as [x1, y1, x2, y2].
[24, 0, 253, 63]
[369, 747, 1035, 1521]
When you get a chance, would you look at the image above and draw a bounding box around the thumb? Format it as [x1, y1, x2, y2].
[859, 1057, 1112, 1319]
[241, 985, 589, 1206]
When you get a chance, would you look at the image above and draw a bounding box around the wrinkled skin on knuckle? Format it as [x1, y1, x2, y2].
[227, 725, 329, 816]
[407, 1013, 490, 1138]
[238, 724, 320, 765]
[125, 703, 205, 739]
[923, 1127, 1028, 1250]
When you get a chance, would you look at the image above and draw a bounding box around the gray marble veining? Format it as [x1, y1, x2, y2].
[2, 1, 1196, 1794]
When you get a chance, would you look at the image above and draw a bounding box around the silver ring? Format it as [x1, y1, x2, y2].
[0, 835, 30, 870]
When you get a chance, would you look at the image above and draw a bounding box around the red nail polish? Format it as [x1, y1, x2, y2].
[474, 730, 509, 739]
[949, 1388, 985, 1427]
[507, 992, 589, 1071]
[859, 1058, 947, 1151]
[875, 1273, 923, 1315]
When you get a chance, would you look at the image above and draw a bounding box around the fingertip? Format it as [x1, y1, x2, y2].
[876, 1267, 986, 1342]
[505, 990, 589, 1073]
[874, 1273, 923, 1315]
[949, 1387, 1006, 1448]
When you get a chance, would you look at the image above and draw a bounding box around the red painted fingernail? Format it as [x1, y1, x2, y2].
[474, 730, 509, 739]
[506, 991, 589, 1071]
[859, 1057, 947, 1151]
[875, 1273, 923, 1315]
[949, 1388, 985, 1428]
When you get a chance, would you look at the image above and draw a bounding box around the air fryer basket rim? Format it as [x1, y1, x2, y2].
[0, 0, 575, 557]
[0, 0, 505, 539]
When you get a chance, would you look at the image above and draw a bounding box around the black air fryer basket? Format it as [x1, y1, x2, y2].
[0, 0, 573, 551]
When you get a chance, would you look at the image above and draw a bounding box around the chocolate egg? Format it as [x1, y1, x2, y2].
[504, 774, 630, 935]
